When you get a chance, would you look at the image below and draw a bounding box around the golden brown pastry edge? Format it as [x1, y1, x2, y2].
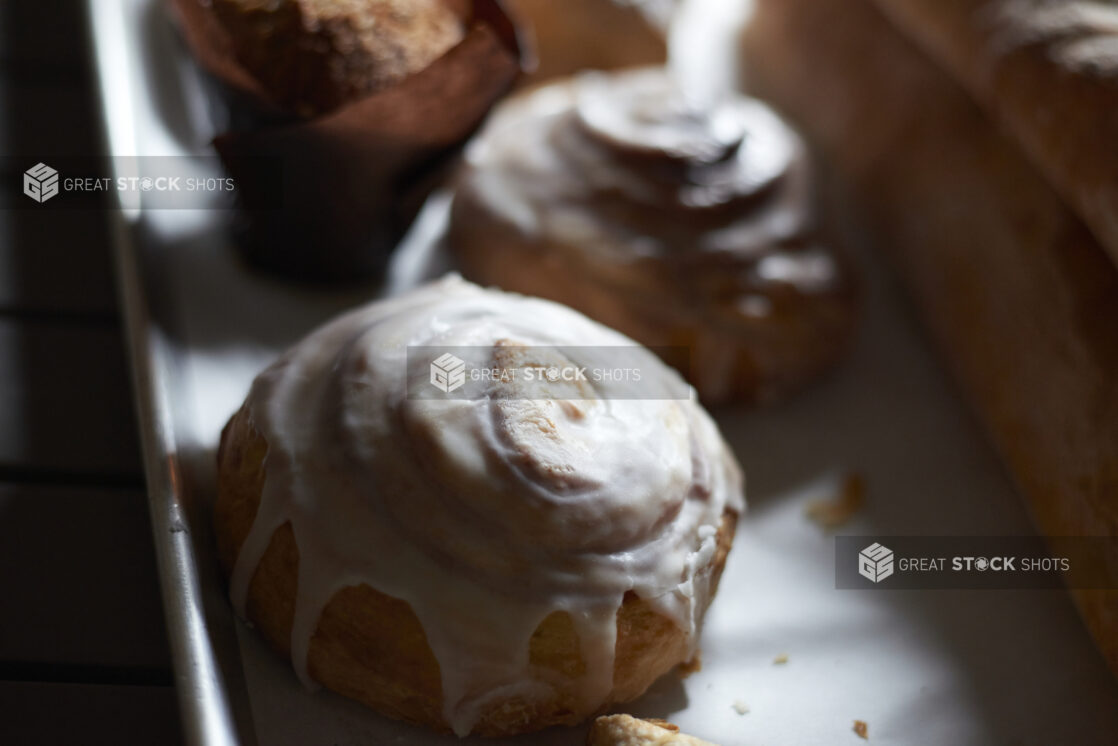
[214, 404, 738, 736]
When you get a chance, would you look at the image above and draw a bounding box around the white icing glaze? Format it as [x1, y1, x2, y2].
[460, 68, 812, 262]
[229, 275, 744, 736]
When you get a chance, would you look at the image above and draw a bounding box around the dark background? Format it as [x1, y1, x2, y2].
[0, 1, 180, 743]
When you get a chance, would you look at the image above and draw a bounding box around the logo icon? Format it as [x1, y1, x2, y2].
[23, 163, 60, 203]
[858, 542, 894, 583]
[430, 353, 466, 393]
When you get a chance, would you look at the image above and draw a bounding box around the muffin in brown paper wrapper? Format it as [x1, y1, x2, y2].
[168, 0, 526, 281]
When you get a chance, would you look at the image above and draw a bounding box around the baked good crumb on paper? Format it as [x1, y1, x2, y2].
[587, 714, 720, 746]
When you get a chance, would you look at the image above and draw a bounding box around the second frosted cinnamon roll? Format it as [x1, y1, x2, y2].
[448, 67, 857, 405]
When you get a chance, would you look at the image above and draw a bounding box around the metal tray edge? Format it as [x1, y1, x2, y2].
[84, 2, 243, 744]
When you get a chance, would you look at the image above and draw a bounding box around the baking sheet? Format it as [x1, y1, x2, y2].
[86, 0, 1118, 744]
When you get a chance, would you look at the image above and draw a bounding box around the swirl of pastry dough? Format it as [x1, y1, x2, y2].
[221, 275, 742, 736]
[449, 67, 857, 404]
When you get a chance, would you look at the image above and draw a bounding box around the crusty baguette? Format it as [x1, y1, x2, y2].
[870, 0, 1118, 270]
[742, 0, 1118, 673]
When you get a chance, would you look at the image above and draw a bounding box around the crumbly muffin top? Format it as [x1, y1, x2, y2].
[213, 0, 466, 115]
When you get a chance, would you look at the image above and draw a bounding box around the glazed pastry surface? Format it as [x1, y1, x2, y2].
[224, 276, 743, 735]
[450, 68, 857, 404]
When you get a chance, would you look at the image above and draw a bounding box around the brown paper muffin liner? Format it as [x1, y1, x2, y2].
[168, 0, 526, 281]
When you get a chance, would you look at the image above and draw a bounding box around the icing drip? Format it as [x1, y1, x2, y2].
[229, 275, 743, 735]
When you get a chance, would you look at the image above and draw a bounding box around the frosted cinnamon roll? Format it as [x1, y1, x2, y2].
[215, 275, 743, 737]
[448, 67, 857, 405]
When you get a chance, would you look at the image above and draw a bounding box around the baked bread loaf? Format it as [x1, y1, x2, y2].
[211, 0, 466, 116]
[448, 68, 857, 406]
[506, 0, 667, 85]
[871, 0, 1118, 270]
[216, 275, 743, 736]
[742, 0, 1118, 673]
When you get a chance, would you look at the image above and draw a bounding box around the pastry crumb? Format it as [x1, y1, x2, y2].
[805, 473, 866, 530]
[587, 714, 719, 745]
[731, 700, 750, 715]
[773, 653, 789, 665]
[853, 720, 868, 739]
